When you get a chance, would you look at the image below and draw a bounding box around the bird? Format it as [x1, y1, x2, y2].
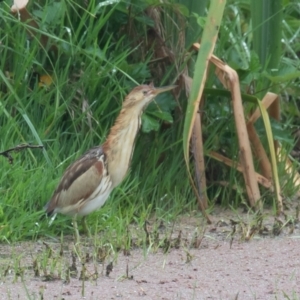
[45, 83, 175, 242]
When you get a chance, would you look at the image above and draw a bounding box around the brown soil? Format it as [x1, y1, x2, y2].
[0, 208, 300, 300]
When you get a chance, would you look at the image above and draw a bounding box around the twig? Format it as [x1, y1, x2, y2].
[0, 143, 44, 164]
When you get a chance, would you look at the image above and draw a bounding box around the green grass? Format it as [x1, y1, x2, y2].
[1, 0, 300, 243]
[0, 112, 193, 242]
[0, 0, 196, 242]
[1, 1, 300, 300]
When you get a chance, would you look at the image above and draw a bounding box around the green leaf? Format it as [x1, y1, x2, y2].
[33, 2, 65, 25]
[173, 3, 189, 17]
[263, 68, 300, 83]
[148, 110, 173, 123]
[141, 114, 160, 133]
[148, 93, 177, 112]
[256, 119, 294, 145]
[183, 0, 226, 165]
[84, 47, 106, 60]
[135, 16, 155, 27]
[119, 62, 151, 81]
[226, 46, 249, 70]
[145, 92, 176, 126]
[249, 51, 261, 72]
[196, 16, 206, 28]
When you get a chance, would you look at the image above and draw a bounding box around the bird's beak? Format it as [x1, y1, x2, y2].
[152, 85, 177, 95]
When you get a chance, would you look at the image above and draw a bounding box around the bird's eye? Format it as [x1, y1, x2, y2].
[143, 90, 148, 95]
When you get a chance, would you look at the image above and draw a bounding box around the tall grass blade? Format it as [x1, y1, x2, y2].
[251, 0, 283, 93]
[183, 0, 226, 164]
[255, 95, 282, 213]
[182, 0, 226, 220]
[22, 114, 51, 165]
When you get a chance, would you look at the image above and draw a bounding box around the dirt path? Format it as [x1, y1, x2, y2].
[1, 209, 300, 300]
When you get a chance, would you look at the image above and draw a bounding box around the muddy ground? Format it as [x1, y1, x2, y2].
[0, 207, 300, 300]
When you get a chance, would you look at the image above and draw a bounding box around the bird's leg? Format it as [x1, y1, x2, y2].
[82, 216, 92, 238]
[72, 215, 80, 244]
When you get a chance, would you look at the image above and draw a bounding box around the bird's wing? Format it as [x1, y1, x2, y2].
[45, 147, 111, 215]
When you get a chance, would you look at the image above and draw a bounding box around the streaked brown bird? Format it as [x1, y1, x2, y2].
[45, 83, 175, 242]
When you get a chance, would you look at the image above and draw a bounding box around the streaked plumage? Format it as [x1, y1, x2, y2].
[45, 83, 175, 241]
[45, 147, 111, 216]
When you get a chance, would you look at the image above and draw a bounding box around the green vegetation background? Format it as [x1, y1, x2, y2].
[0, 0, 300, 242]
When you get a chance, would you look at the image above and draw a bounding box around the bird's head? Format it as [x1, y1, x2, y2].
[122, 83, 176, 111]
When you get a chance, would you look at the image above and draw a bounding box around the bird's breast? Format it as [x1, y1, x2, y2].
[107, 117, 141, 187]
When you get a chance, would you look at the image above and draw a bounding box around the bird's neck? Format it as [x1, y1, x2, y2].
[103, 107, 142, 187]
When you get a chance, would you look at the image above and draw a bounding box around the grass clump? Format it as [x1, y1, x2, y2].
[0, 0, 194, 242]
[1, 0, 300, 242]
